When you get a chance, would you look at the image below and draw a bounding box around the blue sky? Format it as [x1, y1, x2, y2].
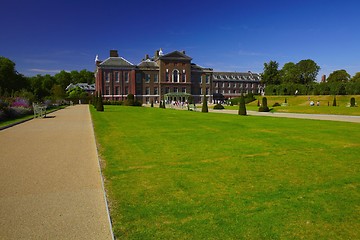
[1, 0, 359, 80]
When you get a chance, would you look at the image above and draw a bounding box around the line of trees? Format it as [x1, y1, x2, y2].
[0, 56, 95, 101]
[261, 60, 360, 95]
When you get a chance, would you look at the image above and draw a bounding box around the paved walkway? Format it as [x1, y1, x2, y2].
[209, 109, 360, 123]
[0, 105, 113, 239]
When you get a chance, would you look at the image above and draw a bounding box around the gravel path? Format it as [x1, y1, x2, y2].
[0, 105, 113, 239]
[209, 109, 360, 123]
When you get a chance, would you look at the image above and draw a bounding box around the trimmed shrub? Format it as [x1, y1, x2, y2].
[238, 95, 247, 115]
[201, 95, 208, 113]
[350, 97, 356, 107]
[96, 92, 104, 112]
[273, 102, 281, 107]
[259, 97, 270, 112]
[151, 100, 154, 107]
[333, 96, 337, 106]
[213, 104, 225, 110]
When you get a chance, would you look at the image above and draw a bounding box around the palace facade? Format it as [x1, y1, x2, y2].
[95, 49, 262, 103]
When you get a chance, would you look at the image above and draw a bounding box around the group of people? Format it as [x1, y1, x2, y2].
[310, 100, 320, 106]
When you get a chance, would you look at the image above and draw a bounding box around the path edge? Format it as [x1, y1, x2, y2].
[88, 106, 115, 240]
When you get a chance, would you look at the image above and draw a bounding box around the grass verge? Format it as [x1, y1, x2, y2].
[91, 105, 360, 239]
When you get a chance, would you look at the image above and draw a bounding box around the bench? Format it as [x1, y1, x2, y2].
[188, 104, 197, 111]
[33, 103, 47, 118]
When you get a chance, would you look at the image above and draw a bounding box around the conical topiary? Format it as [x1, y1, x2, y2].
[259, 97, 270, 112]
[238, 94, 247, 115]
[350, 97, 355, 107]
[333, 96, 337, 106]
[201, 94, 208, 112]
[96, 91, 104, 111]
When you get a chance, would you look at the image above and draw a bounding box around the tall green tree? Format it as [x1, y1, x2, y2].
[296, 59, 320, 84]
[261, 60, 280, 85]
[0, 56, 28, 93]
[327, 70, 350, 83]
[350, 72, 360, 82]
[280, 62, 299, 83]
[54, 70, 72, 90]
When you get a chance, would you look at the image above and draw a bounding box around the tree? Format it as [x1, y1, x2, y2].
[51, 84, 66, 100]
[0, 56, 28, 93]
[279, 62, 299, 83]
[238, 94, 247, 115]
[54, 70, 72, 90]
[351, 72, 360, 82]
[327, 70, 350, 83]
[261, 60, 281, 85]
[201, 94, 208, 112]
[296, 59, 320, 84]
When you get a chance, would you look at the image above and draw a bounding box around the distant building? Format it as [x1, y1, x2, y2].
[95, 49, 262, 103]
[66, 83, 95, 94]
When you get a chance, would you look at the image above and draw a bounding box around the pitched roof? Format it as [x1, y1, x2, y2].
[100, 57, 134, 67]
[137, 59, 159, 69]
[213, 72, 261, 82]
[159, 51, 192, 61]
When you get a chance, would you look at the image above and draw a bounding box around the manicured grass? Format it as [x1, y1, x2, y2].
[91, 106, 360, 239]
[220, 95, 360, 115]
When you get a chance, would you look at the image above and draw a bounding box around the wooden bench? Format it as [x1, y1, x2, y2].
[33, 103, 47, 118]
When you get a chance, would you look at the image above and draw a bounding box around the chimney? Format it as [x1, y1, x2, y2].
[155, 50, 159, 58]
[182, 50, 186, 54]
[110, 50, 119, 57]
[321, 75, 326, 82]
[145, 54, 149, 60]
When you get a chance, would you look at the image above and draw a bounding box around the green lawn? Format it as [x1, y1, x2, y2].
[91, 105, 360, 239]
[216, 95, 360, 115]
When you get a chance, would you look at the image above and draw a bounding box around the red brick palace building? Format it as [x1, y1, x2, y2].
[95, 49, 262, 103]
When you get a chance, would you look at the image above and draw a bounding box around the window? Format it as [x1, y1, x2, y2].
[222, 82, 225, 88]
[145, 87, 150, 95]
[182, 70, 186, 82]
[145, 74, 150, 83]
[200, 75, 202, 83]
[136, 73, 142, 83]
[233, 89, 236, 94]
[182, 87, 186, 93]
[146, 97, 150, 103]
[154, 87, 158, 95]
[233, 83, 236, 88]
[115, 86, 120, 95]
[215, 82, 218, 87]
[166, 70, 169, 82]
[173, 69, 179, 83]
[228, 89, 231, 94]
[105, 86, 110, 95]
[206, 75, 209, 83]
[115, 72, 119, 82]
[125, 86, 129, 95]
[165, 87, 170, 93]
[200, 88, 202, 95]
[228, 82, 231, 87]
[206, 88, 209, 95]
[124, 72, 129, 83]
[174, 87, 178, 93]
[154, 74, 158, 83]
[105, 72, 110, 82]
